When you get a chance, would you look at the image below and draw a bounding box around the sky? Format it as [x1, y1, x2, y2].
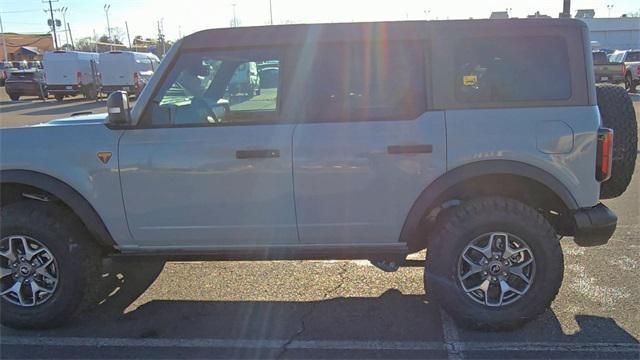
[1, 0, 639, 44]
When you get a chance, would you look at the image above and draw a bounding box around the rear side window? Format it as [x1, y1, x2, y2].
[303, 41, 425, 122]
[627, 52, 640, 62]
[593, 52, 608, 65]
[454, 36, 571, 103]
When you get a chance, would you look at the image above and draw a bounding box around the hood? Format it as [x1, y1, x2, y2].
[35, 113, 108, 127]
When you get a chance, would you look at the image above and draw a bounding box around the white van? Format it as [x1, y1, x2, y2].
[43, 51, 100, 101]
[98, 51, 160, 97]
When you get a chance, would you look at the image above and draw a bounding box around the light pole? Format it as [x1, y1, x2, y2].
[269, 0, 273, 25]
[606, 4, 614, 17]
[232, 3, 238, 27]
[0, 11, 8, 62]
[104, 4, 112, 42]
[60, 7, 69, 47]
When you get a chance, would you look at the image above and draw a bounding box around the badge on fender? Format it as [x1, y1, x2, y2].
[97, 151, 112, 164]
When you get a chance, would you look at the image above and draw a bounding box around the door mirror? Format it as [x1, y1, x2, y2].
[107, 91, 130, 125]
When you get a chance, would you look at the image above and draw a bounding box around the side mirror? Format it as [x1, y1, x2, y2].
[107, 91, 130, 125]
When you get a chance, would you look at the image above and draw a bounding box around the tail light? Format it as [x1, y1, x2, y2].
[637, 66, 640, 76]
[77, 71, 83, 85]
[596, 128, 614, 182]
[622, 65, 627, 76]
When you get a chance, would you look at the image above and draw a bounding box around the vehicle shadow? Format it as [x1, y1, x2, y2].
[0, 98, 98, 114]
[3, 260, 637, 359]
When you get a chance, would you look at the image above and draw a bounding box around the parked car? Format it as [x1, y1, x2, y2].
[609, 49, 640, 92]
[0, 62, 17, 86]
[27, 61, 43, 69]
[98, 51, 160, 97]
[592, 51, 625, 84]
[43, 50, 100, 101]
[0, 19, 637, 331]
[228, 61, 260, 96]
[4, 69, 48, 101]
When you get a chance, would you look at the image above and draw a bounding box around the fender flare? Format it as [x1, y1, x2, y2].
[399, 160, 579, 247]
[0, 170, 117, 249]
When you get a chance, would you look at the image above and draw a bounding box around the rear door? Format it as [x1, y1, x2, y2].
[100, 53, 134, 87]
[291, 40, 447, 245]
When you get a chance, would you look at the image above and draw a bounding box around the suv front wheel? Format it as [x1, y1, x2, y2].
[0, 201, 101, 328]
[425, 197, 563, 330]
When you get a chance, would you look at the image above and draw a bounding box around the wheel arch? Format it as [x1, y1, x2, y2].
[0, 170, 117, 250]
[400, 160, 579, 252]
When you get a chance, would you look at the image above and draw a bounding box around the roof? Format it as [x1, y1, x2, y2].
[182, 19, 587, 50]
[19, 46, 41, 55]
[0, 33, 53, 59]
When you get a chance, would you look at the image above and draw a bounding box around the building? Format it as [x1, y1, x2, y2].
[489, 11, 509, 20]
[1, 33, 54, 61]
[579, 17, 640, 50]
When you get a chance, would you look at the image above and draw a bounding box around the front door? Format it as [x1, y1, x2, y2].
[119, 48, 298, 248]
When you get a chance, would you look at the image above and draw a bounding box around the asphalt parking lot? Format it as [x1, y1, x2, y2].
[0, 88, 639, 359]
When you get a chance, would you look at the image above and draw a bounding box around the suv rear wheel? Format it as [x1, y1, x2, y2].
[425, 197, 563, 330]
[0, 201, 101, 329]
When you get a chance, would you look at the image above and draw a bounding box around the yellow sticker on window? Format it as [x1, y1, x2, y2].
[463, 75, 478, 86]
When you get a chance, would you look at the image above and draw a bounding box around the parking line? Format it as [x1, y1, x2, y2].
[1, 336, 637, 353]
[440, 309, 464, 359]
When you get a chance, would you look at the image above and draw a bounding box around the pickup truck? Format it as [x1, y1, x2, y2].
[609, 50, 640, 92]
[592, 51, 625, 84]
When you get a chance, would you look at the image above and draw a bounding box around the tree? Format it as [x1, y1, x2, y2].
[75, 37, 95, 52]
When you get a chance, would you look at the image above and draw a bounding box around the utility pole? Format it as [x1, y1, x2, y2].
[104, 4, 112, 42]
[93, 28, 98, 52]
[0, 11, 8, 62]
[44, 0, 60, 50]
[125, 21, 132, 49]
[269, 0, 273, 25]
[67, 22, 75, 49]
[157, 19, 165, 56]
[60, 7, 69, 47]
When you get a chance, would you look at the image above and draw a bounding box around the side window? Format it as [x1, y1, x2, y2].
[454, 36, 571, 103]
[303, 41, 425, 122]
[147, 48, 280, 126]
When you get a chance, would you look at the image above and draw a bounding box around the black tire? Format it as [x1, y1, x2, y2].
[9, 94, 20, 101]
[55, 94, 64, 102]
[625, 74, 637, 93]
[595, 84, 638, 199]
[0, 201, 102, 329]
[425, 197, 563, 331]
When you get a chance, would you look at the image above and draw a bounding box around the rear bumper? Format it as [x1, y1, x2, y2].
[47, 84, 81, 95]
[572, 203, 617, 247]
[102, 85, 136, 93]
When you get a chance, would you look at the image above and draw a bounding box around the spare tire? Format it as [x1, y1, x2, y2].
[596, 84, 638, 199]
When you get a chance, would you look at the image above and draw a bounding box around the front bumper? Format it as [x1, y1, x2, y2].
[572, 203, 617, 247]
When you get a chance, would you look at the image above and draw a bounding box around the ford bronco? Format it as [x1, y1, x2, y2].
[1, 19, 637, 330]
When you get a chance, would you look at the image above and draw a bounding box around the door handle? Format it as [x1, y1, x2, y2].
[387, 144, 433, 154]
[236, 149, 280, 159]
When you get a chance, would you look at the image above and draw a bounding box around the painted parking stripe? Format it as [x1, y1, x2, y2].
[1, 336, 638, 353]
